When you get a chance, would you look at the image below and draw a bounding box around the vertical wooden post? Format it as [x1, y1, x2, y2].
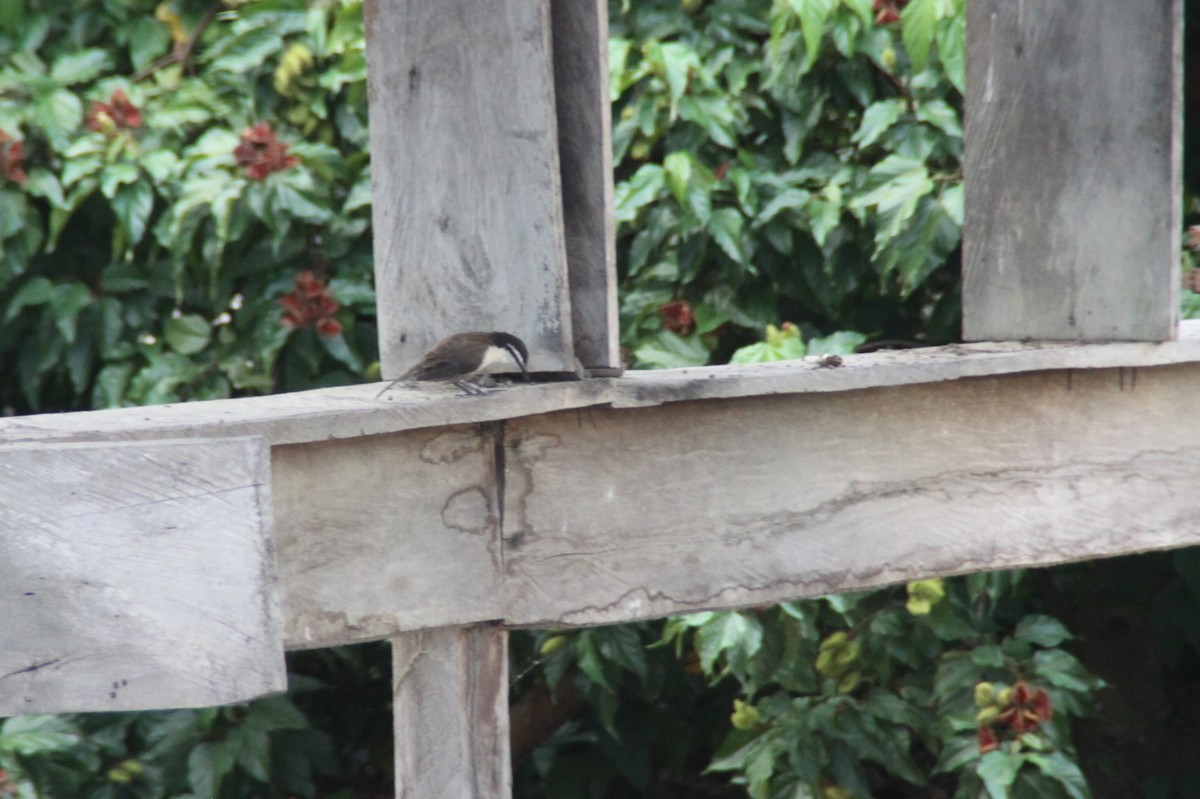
[392, 626, 511, 798]
[963, 0, 1181, 341]
[550, 0, 621, 373]
[365, 0, 575, 376]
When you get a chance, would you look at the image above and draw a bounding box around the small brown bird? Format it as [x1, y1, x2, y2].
[376, 331, 529, 397]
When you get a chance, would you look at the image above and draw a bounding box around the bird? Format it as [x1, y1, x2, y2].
[376, 331, 529, 397]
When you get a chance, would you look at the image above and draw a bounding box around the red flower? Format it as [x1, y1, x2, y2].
[872, 0, 908, 24]
[280, 270, 342, 337]
[977, 725, 998, 754]
[996, 682, 1053, 736]
[86, 89, 142, 134]
[659, 299, 696, 335]
[234, 122, 299, 180]
[0, 129, 26, 185]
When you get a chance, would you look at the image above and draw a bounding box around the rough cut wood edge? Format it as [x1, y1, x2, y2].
[501, 365, 1200, 627]
[392, 625, 511, 798]
[0, 437, 285, 714]
[962, 0, 1181, 341]
[365, 0, 575, 377]
[551, 0, 620, 370]
[5, 330, 1200, 447]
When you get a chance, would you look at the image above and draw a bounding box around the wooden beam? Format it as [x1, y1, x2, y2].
[392, 625, 511, 798]
[550, 0, 620, 373]
[963, 0, 1181, 341]
[502, 365, 1200, 626]
[0, 437, 284, 714]
[5, 334, 1200, 447]
[7, 347, 1200, 647]
[365, 0, 575, 376]
[275, 425, 502, 649]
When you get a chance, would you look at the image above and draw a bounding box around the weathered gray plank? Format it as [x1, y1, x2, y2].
[551, 0, 619, 373]
[0, 437, 284, 714]
[365, 0, 574, 377]
[5, 332, 1200, 447]
[392, 625, 511, 798]
[275, 426, 502, 649]
[501, 366, 1200, 626]
[963, 0, 1181, 341]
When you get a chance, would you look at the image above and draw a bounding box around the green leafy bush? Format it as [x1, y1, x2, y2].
[664, 575, 1102, 799]
[0, 0, 375, 414]
[610, 0, 964, 368]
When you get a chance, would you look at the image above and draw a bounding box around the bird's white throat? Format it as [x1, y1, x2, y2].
[478, 344, 521, 373]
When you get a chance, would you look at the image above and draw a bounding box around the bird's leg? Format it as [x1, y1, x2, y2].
[374, 378, 404, 399]
[454, 378, 488, 396]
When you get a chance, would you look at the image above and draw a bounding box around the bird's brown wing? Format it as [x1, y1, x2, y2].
[402, 351, 475, 381]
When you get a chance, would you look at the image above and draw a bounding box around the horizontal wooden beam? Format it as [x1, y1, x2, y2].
[7, 342, 1200, 649]
[503, 366, 1200, 626]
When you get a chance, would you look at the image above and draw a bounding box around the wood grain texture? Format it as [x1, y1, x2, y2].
[963, 0, 1181, 341]
[501, 366, 1200, 626]
[0, 437, 284, 714]
[365, 0, 574, 377]
[392, 625, 511, 798]
[6, 333, 1200, 447]
[275, 426, 501, 649]
[550, 0, 619, 371]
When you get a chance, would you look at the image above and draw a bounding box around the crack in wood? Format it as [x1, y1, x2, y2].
[2, 656, 66, 680]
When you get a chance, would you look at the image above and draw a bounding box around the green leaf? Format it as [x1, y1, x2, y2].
[707, 207, 747, 264]
[206, 26, 283, 73]
[849, 155, 935, 246]
[49, 283, 92, 344]
[790, 0, 835, 68]
[900, 0, 942, 73]
[657, 41, 700, 112]
[936, 11, 966, 92]
[1033, 648, 1099, 693]
[112, 181, 155, 245]
[576, 630, 616, 692]
[245, 695, 310, 732]
[609, 38, 633, 101]
[100, 163, 139, 199]
[756, 188, 810, 227]
[232, 726, 272, 782]
[633, 330, 709, 369]
[595, 625, 649, 685]
[32, 88, 82, 145]
[321, 332, 362, 372]
[614, 164, 665, 223]
[730, 325, 806, 363]
[188, 740, 237, 798]
[841, 0, 874, 26]
[1014, 615, 1072, 648]
[24, 167, 64, 207]
[0, 715, 80, 754]
[164, 314, 212, 355]
[1025, 753, 1092, 799]
[806, 330, 866, 355]
[977, 750, 1024, 799]
[128, 15, 171, 70]
[695, 612, 762, 674]
[6, 276, 54, 319]
[663, 151, 692, 206]
[854, 98, 907, 148]
[50, 48, 112, 83]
